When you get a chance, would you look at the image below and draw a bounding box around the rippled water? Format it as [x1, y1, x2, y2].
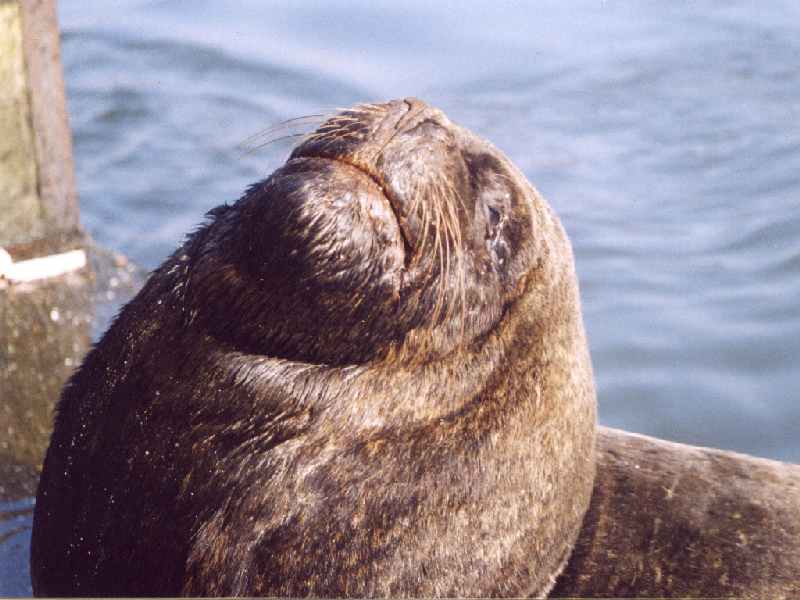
[2, 1, 799, 594]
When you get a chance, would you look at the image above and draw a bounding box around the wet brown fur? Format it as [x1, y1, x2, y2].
[31, 99, 597, 597]
[552, 427, 800, 598]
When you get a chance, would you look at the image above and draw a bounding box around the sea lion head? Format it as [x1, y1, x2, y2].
[188, 98, 563, 367]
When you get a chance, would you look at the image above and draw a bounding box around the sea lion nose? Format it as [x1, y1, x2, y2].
[371, 98, 449, 144]
[401, 97, 430, 118]
[394, 97, 445, 133]
[378, 98, 436, 131]
[379, 97, 425, 118]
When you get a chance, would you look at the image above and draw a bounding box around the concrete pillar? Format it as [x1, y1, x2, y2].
[0, 0, 92, 478]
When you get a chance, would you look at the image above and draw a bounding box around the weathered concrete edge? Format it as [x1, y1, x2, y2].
[18, 0, 79, 234]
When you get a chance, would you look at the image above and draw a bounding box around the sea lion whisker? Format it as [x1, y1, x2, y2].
[419, 191, 437, 277]
[407, 178, 424, 220]
[437, 175, 467, 339]
[349, 103, 384, 113]
[412, 183, 433, 266]
[435, 181, 451, 326]
[326, 115, 361, 124]
[447, 184, 466, 338]
[237, 132, 310, 155]
[237, 114, 332, 153]
[239, 114, 329, 142]
[431, 204, 448, 325]
[443, 199, 457, 329]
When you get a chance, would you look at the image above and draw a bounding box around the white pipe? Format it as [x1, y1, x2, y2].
[0, 247, 87, 284]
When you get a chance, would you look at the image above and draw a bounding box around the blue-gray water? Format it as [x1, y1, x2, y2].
[2, 1, 799, 594]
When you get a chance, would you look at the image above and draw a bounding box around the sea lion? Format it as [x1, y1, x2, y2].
[30, 98, 800, 597]
[31, 98, 598, 596]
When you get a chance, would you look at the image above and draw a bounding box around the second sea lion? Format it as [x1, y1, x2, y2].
[31, 98, 597, 596]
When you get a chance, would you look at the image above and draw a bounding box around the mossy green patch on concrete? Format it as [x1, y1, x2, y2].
[0, 1, 44, 246]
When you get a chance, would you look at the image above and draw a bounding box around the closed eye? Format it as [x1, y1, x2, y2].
[486, 205, 502, 240]
[488, 206, 501, 228]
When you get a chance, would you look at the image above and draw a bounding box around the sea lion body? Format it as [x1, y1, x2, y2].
[31, 99, 597, 596]
[553, 427, 800, 597]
